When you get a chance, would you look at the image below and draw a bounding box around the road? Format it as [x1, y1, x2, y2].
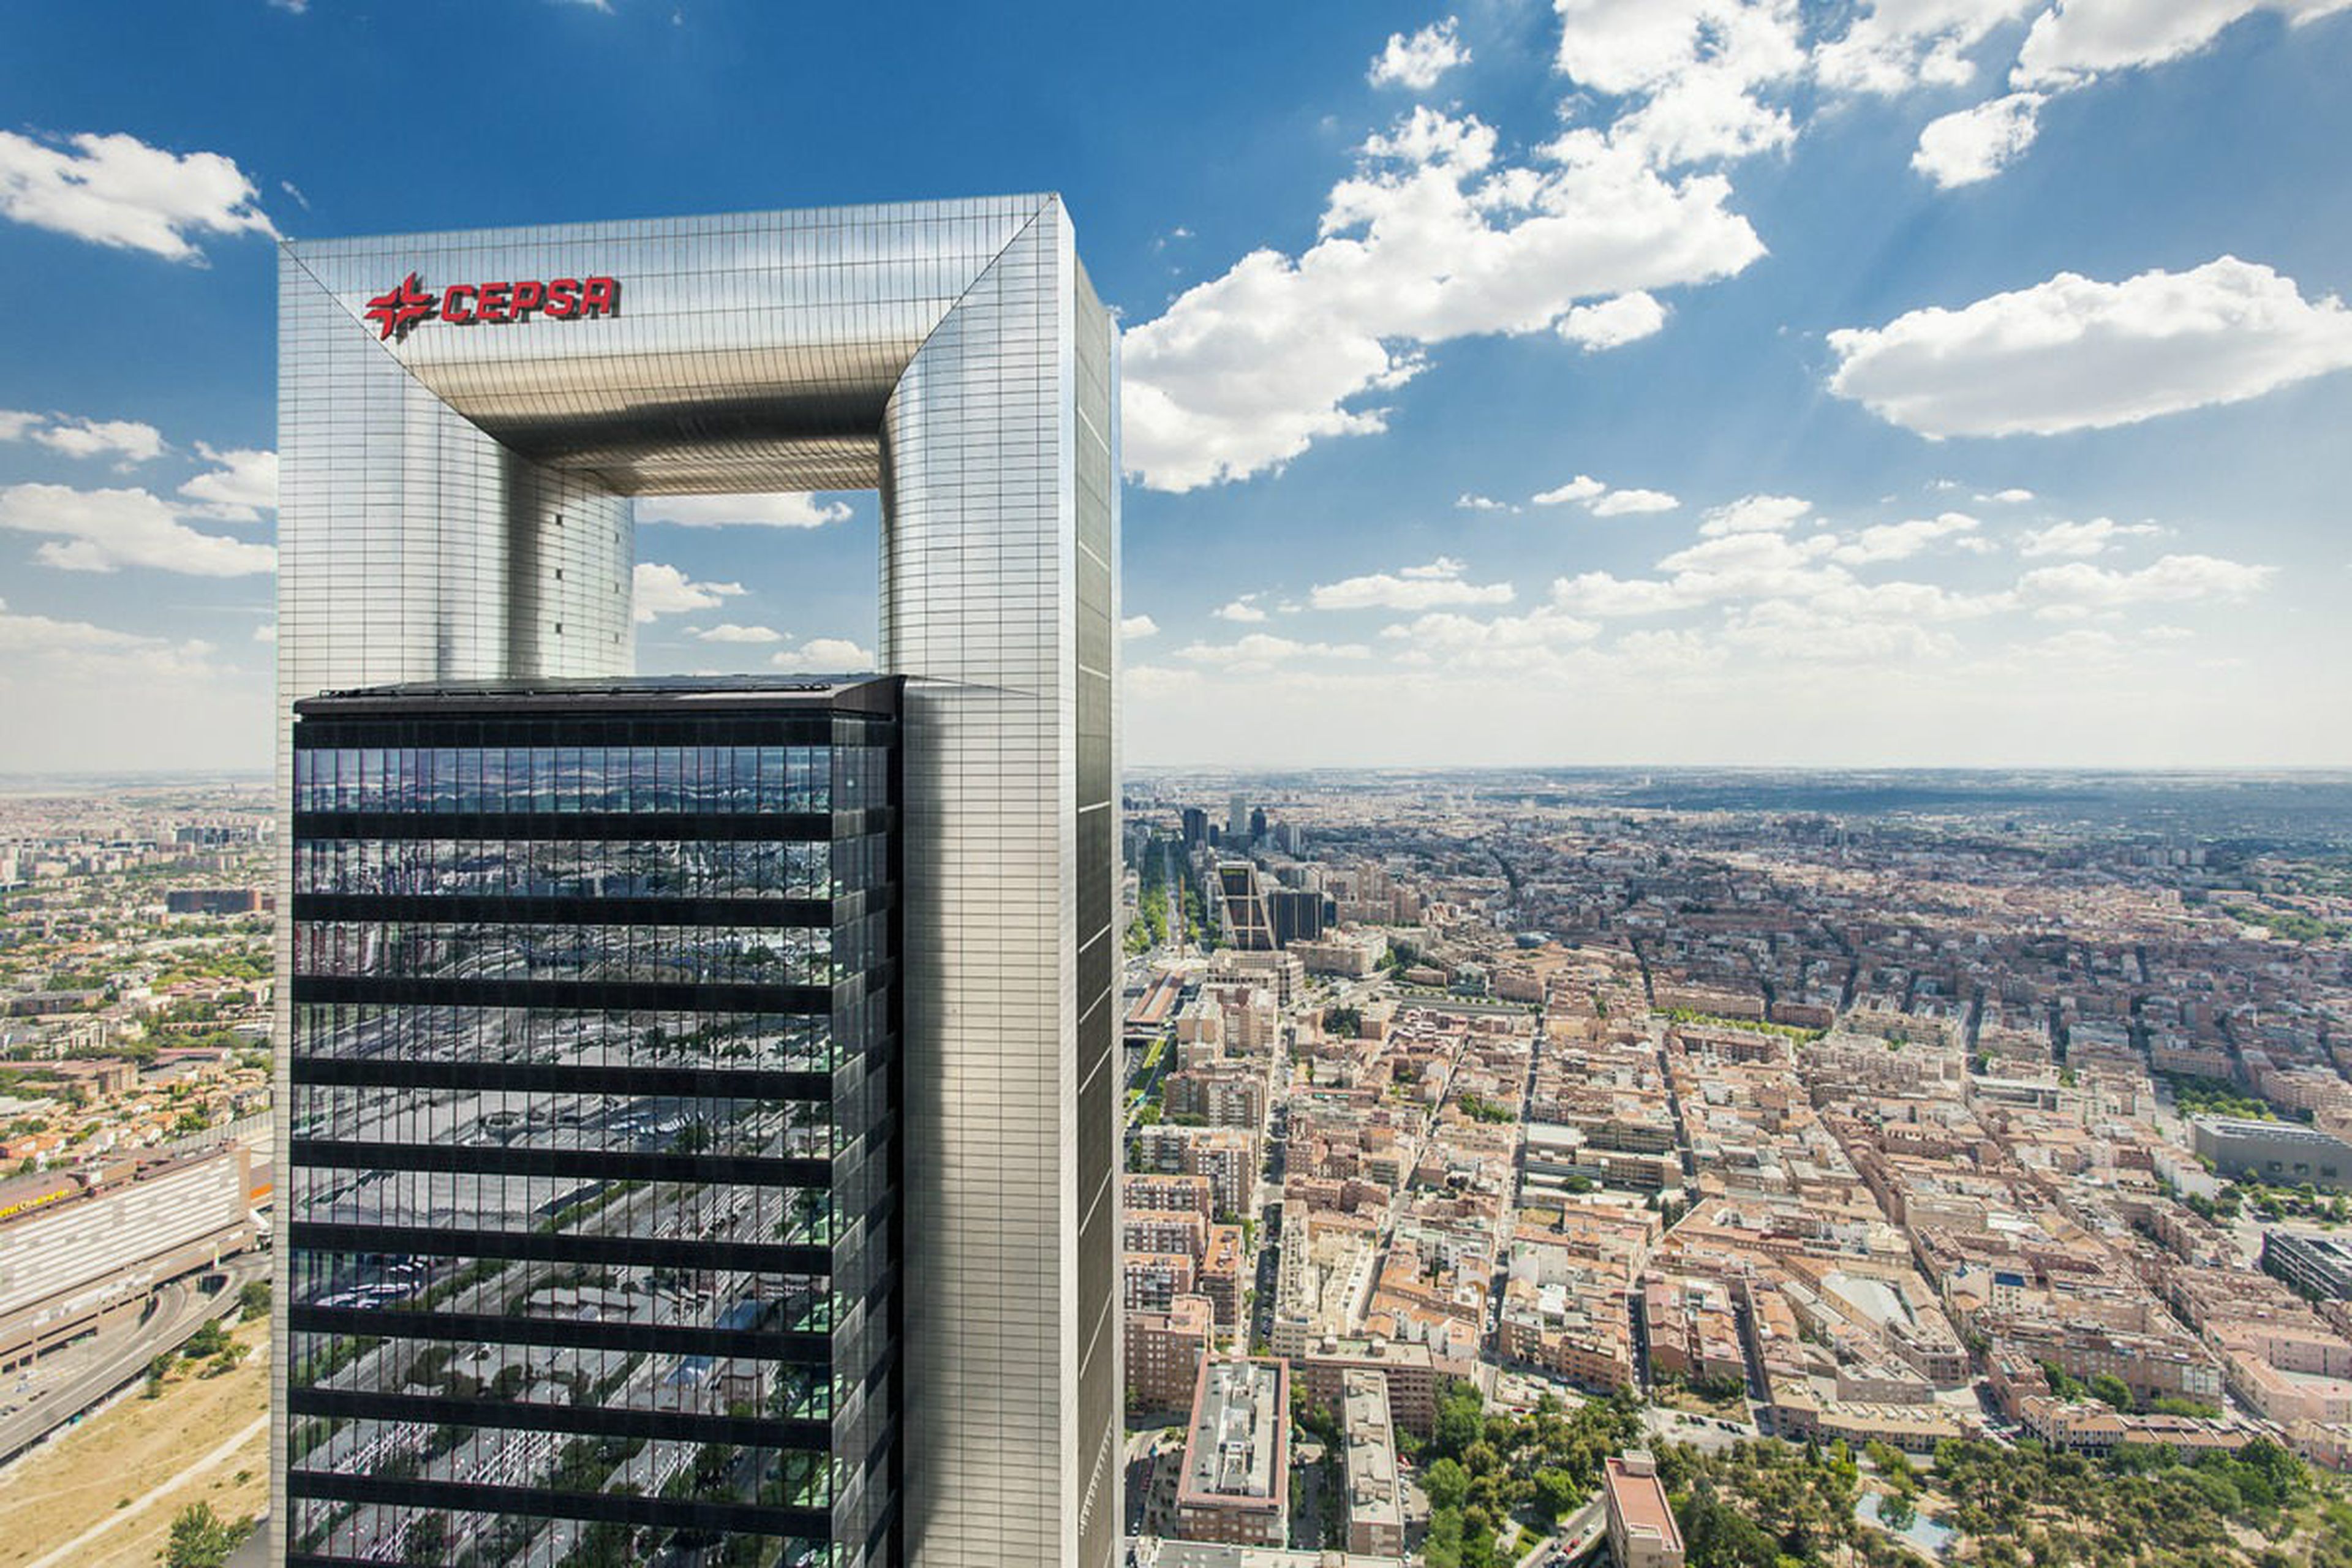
[0, 1251, 268, 1468]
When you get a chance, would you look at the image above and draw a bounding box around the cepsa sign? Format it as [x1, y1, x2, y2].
[364, 272, 620, 342]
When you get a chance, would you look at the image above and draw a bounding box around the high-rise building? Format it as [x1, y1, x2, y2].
[1180, 808, 1208, 851]
[1216, 863, 1275, 952]
[1226, 796, 1250, 844]
[286, 678, 900, 1566]
[276, 198, 1120, 1568]
[1248, 807, 1267, 845]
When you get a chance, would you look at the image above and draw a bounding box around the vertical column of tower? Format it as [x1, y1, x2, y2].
[882, 195, 1121, 1568]
[270, 247, 633, 1565]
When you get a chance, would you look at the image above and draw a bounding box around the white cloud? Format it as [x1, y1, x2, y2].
[1310, 557, 1515, 612]
[30, 417, 165, 464]
[2016, 516, 2158, 556]
[1381, 605, 1601, 671]
[2015, 0, 2352, 87]
[772, 637, 873, 669]
[1177, 633, 1373, 673]
[2018, 552, 2272, 614]
[0, 411, 39, 442]
[637, 492, 855, 529]
[1558, 290, 1668, 349]
[1830, 510, 1980, 563]
[633, 562, 744, 622]
[178, 444, 277, 519]
[1588, 487, 1681, 515]
[253, 622, 277, 643]
[1121, 614, 1160, 640]
[0, 130, 277, 262]
[690, 623, 785, 644]
[1986, 487, 2035, 502]
[1826, 257, 2352, 438]
[1911, 92, 2045, 187]
[1369, 17, 1471, 89]
[1454, 492, 1511, 511]
[1119, 105, 1766, 491]
[0, 483, 274, 576]
[1213, 598, 1268, 623]
[1813, 0, 2041, 94]
[1698, 492, 1810, 535]
[0, 597, 228, 683]
[1552, 0, 1807, 168]
[1531, 475, 1606, 505]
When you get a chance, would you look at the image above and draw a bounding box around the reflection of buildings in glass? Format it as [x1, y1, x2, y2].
[285, 678, 900, 1567]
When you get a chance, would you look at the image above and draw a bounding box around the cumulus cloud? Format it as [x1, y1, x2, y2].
[2015, 0, 2351, 86]
[1121, 614, 1160, 639]
[1310, 557, 1515, 611]
[1698, 493, 1811, 535]
[178, 444, 277, 519]
[638, 492, 855, 529]
[2017, 516, 2159, 556]
[1177, 633, 1373, 672]
[2018, 552, 2272, 614]
[1455, 493, 1512, 511]
[0, 130, 277, 262]
[1213, 597, 1268, 623]
[773, 637, 873, 668]
[1826, 257, 2352, 437]
[1830, 511, 1980, 563]
[29, 417, 165, 464]
[1558, 290, 1668, 349]
[1531, 475, 1607, 506]
[1380, 605, 1601, 671]
[1119, 104, 1766, 491]
[0, 596, 227, 681]
[1589, 487, 1681, 516]
[1369, 17, 1471, 89]
[633, 562, 744, 622]
[1985, 487, 2035, 502]
[0, 483, 274, 575]
[1812, 0, 2041, 95]
[1911, 92, 2045, 187]
[690, 623, 785, 643]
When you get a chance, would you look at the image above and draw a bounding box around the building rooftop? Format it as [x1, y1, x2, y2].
[1605, 1452, 1684, 1556]
[1181, 1359, 1287, 1510]
[296, 673, 903, 718]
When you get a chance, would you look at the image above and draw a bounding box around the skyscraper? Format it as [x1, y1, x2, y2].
[277, 198, 1120, 1567]
[287, 677, 901, 1567]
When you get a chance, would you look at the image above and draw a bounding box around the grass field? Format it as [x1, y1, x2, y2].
[0, 1316, 269, 1568]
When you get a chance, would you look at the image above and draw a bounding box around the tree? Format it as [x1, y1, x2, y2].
[402, 1511, 449, 1564]
[1532, 1466, 1582, 1523]
[2089, 1372, 2134, 1412]
[238, 1278, 272, 1322]
[165, 1503, 245, 1568]
[1424, 1457, 1471, 1512]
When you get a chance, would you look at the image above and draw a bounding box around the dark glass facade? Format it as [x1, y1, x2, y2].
[284, 679, 901, 1568]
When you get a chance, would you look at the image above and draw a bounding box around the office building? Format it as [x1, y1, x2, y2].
[2192, 1118, 2352, 1191]
[1218, 864, 1275, 952]
[1267, 889, 1325, 949]
[1341, 1370, 1403, 1559]
[285, 678, 899, 1565]
[277, 198, 1120, 1568]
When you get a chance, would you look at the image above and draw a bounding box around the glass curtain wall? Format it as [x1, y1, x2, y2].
[284, 685, 899, 1568]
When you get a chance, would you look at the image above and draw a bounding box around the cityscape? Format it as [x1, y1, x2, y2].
[5, 769, 2352, 1565]
[2, 3, 2352, 1568]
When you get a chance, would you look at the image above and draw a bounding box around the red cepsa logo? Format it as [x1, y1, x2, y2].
[363, 272, 621, 342]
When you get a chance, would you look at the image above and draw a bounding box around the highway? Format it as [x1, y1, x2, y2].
[0, 1250, 270, 1469]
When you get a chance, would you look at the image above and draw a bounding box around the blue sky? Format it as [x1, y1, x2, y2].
[2, 0, 2349, 771]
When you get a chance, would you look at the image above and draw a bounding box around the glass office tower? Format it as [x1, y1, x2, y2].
[284, 677, 900, 1567]
[278, 199, 1121, 1568]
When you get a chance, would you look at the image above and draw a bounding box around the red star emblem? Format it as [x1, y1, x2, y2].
[363, 273, 439, 341]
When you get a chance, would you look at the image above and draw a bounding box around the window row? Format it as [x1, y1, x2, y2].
[292, 921, 842, 988]
[284, 1498, 839, 1568]
[287, 1327, 844, 1423]
[292, 1004, 846, 1073]
[291, 1085, 851, 1161]
[288, 1251, 846, 1348]
[292, 1167, 840, 1248]
[293, 835, 884, 901]
[287, 1424, 842, 1540]
[292, 742, 888, 816]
